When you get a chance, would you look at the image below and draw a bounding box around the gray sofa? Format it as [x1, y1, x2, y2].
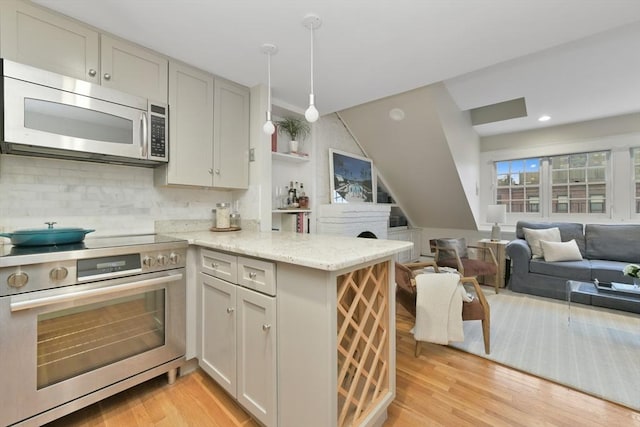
[505, 221, 640, 300]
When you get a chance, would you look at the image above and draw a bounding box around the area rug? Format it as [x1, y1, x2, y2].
[449, 289, 640, 411]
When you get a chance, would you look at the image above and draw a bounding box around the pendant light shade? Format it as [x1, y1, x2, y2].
[261, 43, 278, 135]
[303, 14, 321, 123]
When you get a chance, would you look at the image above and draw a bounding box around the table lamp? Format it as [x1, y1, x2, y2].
[487, 204, 507, 241]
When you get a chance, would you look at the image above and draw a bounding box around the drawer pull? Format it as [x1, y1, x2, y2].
[226, 307, 235, 314]
[249, 272, 257, 279]
[211, 262, 219, 269]
[262, 324, 271, 331]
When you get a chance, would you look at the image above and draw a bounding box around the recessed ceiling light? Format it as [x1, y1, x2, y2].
[389, 108, 405, 121]
[538, 115, 551, 122]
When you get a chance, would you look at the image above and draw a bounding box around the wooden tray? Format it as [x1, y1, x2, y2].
[210, 227, 241, 232]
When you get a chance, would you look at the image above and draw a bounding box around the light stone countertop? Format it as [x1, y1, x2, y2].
[164, 230, 412, 271]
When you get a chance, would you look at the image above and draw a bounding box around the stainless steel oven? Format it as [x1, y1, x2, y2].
[0, 235, 187, 426]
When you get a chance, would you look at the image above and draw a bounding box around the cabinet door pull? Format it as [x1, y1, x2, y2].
[103, 73, 111, 80]
[88, 68, 97, 77]
[262, 324, 271, 331]
[226, 307, 235, 314]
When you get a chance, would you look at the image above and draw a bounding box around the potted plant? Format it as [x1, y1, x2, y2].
[275, 117, 310, 153]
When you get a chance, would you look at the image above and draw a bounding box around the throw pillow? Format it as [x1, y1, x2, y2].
[540, 239, 583, 262]
[523, 227, 561, 259]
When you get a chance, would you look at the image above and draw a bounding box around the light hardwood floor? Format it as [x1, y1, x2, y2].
[47, 304, 640, 427]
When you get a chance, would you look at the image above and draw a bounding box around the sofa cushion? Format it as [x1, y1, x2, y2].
[523, 227, 561, 259]
[541, 239, 583, 262]
[529, 258, 591, 281]
[585, 224, 640, 263]
[516, 221, 585, 256]
[589, 259, 634, 284]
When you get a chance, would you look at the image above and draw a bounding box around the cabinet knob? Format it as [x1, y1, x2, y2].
[103, 73, 111, 80]
[208, 169, 214, 175]
[215, 169, 220, 175]
[226, 307, 235, 314]
[88, 68, 97, 77]
[262, 324, 271, 331]
[249, 272, 257, 279]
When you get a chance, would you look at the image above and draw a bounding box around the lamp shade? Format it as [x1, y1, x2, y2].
[487, 204, 507, 224]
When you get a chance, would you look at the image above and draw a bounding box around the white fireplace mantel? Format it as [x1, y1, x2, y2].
[316, 204, 391, 239]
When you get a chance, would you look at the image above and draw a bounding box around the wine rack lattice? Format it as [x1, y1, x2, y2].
[336, 261, 389, 426]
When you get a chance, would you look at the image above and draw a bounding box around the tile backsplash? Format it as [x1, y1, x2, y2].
[0, 155, 232, 236]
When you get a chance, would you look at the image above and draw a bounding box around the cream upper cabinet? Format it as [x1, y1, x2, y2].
[100, 35, 168, 102]
[156, 61, 214, 187]
[0, 1, 168, 102]
[213, 78, 250, 189]
[0, 0, 100, 82]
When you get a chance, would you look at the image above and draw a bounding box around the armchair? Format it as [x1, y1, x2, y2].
[394, 261, 491, 355]
[432, 237, 499, 293]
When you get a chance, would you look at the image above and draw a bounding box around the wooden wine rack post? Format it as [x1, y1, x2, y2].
[336, 261, 390, 426]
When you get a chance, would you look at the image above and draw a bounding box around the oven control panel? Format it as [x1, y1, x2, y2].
[1, 248, 187, 296]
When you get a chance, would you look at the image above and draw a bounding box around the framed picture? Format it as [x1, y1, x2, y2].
[329, 149, 376, 203]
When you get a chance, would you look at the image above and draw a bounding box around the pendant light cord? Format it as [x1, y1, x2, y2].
[309, 23, 314, 95]
[267, 50, 272, 111]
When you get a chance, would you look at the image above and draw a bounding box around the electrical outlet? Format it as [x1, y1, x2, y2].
[249, 148, 255, 162]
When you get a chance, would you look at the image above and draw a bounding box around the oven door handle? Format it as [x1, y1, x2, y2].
[10, 273, 183, 312]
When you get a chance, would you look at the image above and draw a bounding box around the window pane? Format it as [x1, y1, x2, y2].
[569, 169, 585, 183]
[496, 188, 510, 202]
[569, 154, 587, 168]
[552, 170, 568, 184]
[511, 160, 524, 172]
[496, 161, 510, 175]
[552, 185, 568, 198]
[524, 170, 539, 185]
[552, 156, 568, 169]
[587, 167, 605, 182]
[497, 174, 510, 186]
[588, 152, 606, 167]
[569, 185, 586, 198]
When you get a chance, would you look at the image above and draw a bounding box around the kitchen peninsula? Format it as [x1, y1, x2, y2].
[168, 230, 412, 427]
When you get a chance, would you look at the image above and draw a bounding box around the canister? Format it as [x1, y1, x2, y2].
[230, 213, 241, 228]
[216, 202, 231, 228]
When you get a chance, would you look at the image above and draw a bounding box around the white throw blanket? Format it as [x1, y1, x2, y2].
[413, 273, 471, 345]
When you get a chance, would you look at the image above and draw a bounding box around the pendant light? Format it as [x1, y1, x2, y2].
[303, 14, 321, 123]
[262, 43, 278, 135]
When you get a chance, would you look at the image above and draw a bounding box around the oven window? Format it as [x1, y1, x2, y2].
[24, 98, 134, 145]
[37, 289, 165, 389]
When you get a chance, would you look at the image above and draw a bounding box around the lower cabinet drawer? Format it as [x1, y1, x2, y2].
[200, 249, 237, 283]
[238, 256, 276, 296]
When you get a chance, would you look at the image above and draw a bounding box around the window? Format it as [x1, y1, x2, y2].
[495, 158, 540, 213]
[550, 151, 607, 214]
[494, 150, 608, 215]
[633, 148, 640, 213]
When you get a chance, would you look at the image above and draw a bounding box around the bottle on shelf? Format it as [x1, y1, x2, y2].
[299, 182, 309, 209]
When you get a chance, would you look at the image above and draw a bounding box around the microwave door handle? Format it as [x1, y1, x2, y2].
[141, 111, 148, 158]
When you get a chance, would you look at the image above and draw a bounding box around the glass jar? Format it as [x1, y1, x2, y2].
[230, 213, 241, 228]
[216, 202, 230, 228]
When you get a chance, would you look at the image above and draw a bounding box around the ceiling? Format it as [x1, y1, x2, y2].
[33, 0, 640, 136]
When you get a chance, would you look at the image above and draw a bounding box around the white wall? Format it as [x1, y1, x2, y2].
[0, 154, 234, 235]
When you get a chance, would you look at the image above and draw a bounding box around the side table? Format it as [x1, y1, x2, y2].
[477, 239, 510, 291]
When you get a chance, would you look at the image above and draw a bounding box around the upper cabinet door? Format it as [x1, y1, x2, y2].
[0, 0, 100, 83]
[213, 78, 249, 189]
[158, 61, 214, 187]
[100, 35, 168, 102]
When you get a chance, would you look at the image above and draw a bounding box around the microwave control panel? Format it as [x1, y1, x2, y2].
[149, 103, 168, 161]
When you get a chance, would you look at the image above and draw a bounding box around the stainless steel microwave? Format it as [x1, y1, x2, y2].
[0, 59, 168, 167]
